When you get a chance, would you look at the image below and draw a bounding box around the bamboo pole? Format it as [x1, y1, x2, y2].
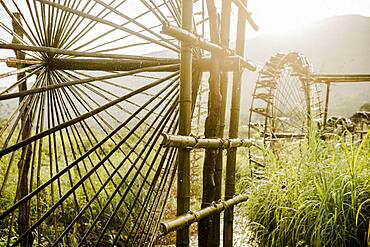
[231, 0, 259, 31]
[5, 57, 243, 72]
[224, 1, 247, 245]
[161, 133, 259, 149]
[0, 43, 172, 61]
[313, 74, 370, 83]
[214, 1, 232, 243]
[198, 0, 221, 245]
[48, 58, 178, 71]
[323, 82, 331, 129]
[12, 12, 33, 247]
[160, 194, 249, 236]
[176, 0, 193, 246]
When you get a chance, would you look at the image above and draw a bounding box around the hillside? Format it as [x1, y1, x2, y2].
[241, 15, 370, 122]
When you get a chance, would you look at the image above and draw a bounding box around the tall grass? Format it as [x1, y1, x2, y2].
[241, 131, 370, 247]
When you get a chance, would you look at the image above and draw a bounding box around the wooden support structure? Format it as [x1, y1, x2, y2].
[176, 1, 193, 246]
[12, 13, 33, 247]
[159, 194, 249, 236]
[0, 1, 261, 246]
[224, 1, 248, 246]
[161, 134, 259, 149]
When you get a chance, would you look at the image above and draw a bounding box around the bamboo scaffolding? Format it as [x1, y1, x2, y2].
[159, 194, 249, 236]
[161, 133, 259, 149]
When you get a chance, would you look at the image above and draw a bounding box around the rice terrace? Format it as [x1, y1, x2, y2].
[0, 0, 369, 246]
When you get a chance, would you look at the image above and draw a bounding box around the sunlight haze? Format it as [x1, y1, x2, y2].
[247, 0, 370, 34]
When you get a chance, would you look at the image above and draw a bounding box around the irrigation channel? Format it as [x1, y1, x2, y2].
[0, 0, 369, 246]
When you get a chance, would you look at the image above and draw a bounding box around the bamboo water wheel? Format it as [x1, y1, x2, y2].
[0, 1, 211, 245]
[248, 52, 323, 175]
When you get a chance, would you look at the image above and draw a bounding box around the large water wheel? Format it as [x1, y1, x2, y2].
[248, 52, 323, 175]
[0, 1, 209, 246]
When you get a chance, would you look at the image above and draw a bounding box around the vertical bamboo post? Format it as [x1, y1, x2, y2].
[198, 0, 221, 246]
[323, 82, 331, 129]
[213, 0, 232, 244]
[177, 1, 193, 246]
[12, 13, 33, 247]
[224, 1, 247, 246]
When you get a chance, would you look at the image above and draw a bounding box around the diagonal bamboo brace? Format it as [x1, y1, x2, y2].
[159, 194, 249, 236]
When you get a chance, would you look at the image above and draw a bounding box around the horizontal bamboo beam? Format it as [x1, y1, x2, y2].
[231, 0, 259, 31]
[48, 58, 177, 71]
[161, 24, 256, 72]
[161, 133, 260, 149]
[159, 193, 249, 236]
[313, 74, 370, 83]
[4, 57, 244, 72]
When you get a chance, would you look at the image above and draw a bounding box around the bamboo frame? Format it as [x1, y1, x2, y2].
[0, 1, 261, 245]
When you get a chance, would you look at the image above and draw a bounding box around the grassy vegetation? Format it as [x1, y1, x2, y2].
[239, 131, 370, 246]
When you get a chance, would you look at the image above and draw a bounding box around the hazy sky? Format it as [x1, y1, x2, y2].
[247, 0, 370, 35]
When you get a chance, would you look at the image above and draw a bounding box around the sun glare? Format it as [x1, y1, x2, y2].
[248, 0, 370, 34]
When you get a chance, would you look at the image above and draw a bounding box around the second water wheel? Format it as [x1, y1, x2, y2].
[248, 52, 323, 176]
